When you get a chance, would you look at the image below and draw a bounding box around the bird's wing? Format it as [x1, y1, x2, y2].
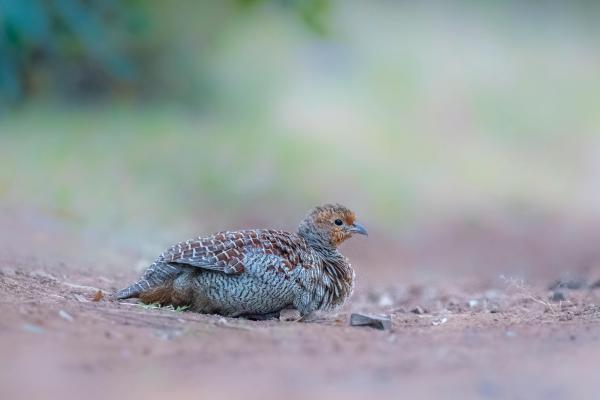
[162, 229, 305, 275]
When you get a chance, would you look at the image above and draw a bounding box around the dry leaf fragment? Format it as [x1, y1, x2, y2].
[92, 290, 104, 302]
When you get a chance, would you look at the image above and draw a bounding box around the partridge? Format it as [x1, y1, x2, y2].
[114, 204, 367, 318]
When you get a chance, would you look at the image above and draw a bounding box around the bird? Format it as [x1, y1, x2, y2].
[113, 204, 367, 319]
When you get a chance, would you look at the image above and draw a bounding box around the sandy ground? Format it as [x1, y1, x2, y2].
[1, 206, 600, 400]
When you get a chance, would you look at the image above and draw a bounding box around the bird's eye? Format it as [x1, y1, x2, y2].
[334, 219, 343, 226]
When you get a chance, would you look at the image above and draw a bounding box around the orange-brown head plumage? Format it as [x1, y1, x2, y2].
[298, 204, 367, 248]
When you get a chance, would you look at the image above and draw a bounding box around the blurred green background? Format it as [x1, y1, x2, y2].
[1, 0, 600, 246]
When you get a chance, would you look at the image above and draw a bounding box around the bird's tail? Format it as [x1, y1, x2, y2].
[112, 261, 180, 300]
[112, 282, 146, 300]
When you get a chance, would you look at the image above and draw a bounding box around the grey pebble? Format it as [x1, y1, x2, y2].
[550, 291, 566, 302]
[411, 306, 426, 315]
[58, 309, 74, 322]
[22, 323, 45, 334]
[349, 313, 392, 330]
[549, 278, 586, 291]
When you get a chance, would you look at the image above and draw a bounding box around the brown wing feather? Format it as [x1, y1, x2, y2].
[162, 229, 309, 275]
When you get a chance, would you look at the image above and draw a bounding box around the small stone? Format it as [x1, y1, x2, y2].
[468, 299, 479, 308]
[22, 323, 45, 334]
[58, 309, 74, 322]
[548, 278, 586, 291]
[589, 279, 600, 290]
[550, 291, 566, 302]
[411, 306, 425, 315]
[349, 313, 392, 330]
[432, 317, 448, 326]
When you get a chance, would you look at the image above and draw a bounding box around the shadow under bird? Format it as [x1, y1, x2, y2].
[114, 204, 367, 319]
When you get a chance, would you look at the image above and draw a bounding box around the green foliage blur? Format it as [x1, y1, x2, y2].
[1, 1, 600, 243]
[0, 0, 329, 105]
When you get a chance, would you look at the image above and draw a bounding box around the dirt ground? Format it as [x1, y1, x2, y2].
[1, 206, 600, 400]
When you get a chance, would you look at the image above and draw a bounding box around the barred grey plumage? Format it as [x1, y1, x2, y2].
[113, 204, 367, 318]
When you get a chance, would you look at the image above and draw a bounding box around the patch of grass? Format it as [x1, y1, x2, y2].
[139, 302, 190, 313]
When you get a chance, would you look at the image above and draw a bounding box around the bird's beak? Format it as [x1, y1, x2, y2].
[350, 221, 368, 236]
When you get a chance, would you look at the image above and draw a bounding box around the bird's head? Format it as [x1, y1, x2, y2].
[298, 204, 368, 248]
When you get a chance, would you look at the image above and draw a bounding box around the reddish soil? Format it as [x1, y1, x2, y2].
[1, 206, 600, 400]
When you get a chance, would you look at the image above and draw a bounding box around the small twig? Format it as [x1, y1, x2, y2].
[61, 281, 103, 293]
[500, 275, 558, 314]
